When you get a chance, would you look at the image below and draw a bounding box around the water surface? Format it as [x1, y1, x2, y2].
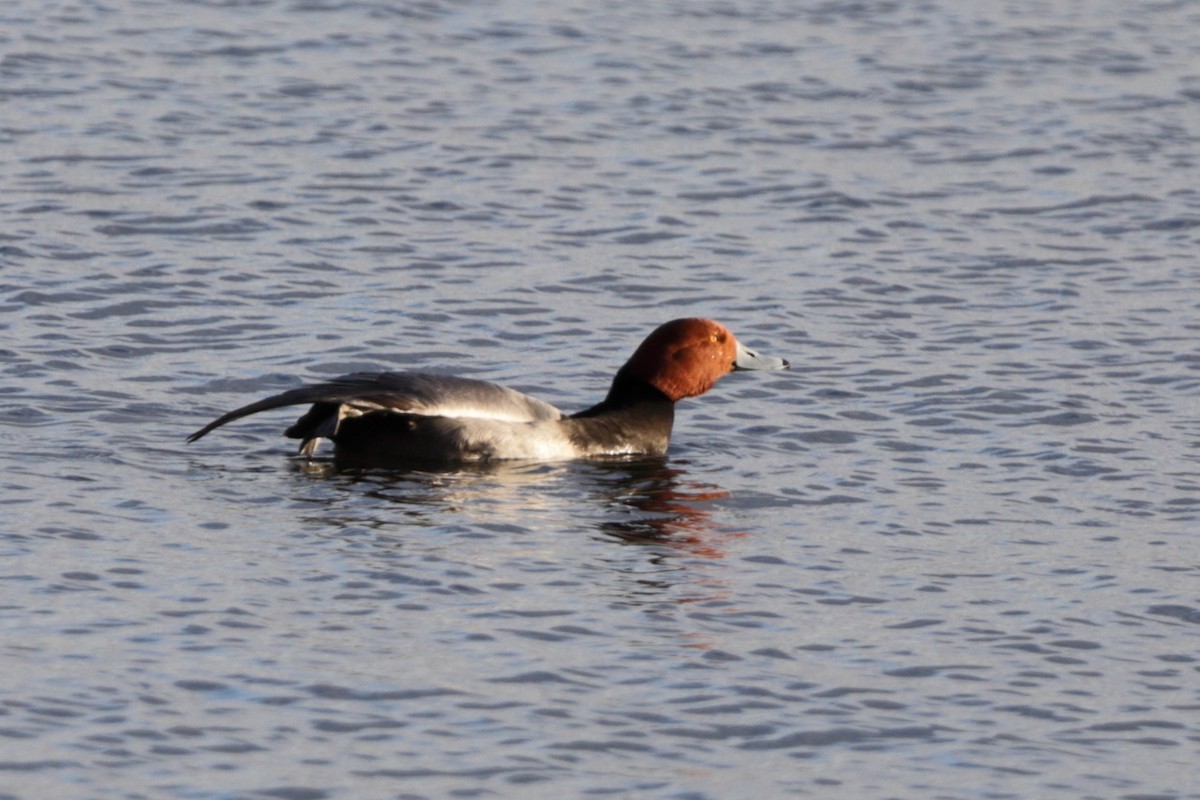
[3, 0, 1199, 798]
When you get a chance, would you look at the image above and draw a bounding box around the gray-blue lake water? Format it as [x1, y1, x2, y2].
[3, 1, 1199, 797]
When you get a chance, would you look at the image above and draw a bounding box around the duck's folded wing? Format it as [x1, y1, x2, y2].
[186, 372, 564, 442]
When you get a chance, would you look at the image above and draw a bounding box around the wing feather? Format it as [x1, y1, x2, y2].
[187, 372, 563, 443]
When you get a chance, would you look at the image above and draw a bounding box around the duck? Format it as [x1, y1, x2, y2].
[187, 318, 788, 463]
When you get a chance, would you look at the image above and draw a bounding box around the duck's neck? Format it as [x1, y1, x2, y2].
[566, 368, 675, 456]
[573, 367, 673, 414]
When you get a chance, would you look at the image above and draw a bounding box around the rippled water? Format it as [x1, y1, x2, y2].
[4, 0, 1199, 797]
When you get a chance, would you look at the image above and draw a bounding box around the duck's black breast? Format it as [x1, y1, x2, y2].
[565, 370, 675, 457]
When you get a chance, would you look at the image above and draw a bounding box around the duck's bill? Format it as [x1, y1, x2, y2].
[734, 341, 790, 371]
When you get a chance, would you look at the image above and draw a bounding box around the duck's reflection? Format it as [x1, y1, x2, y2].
[575, 459, 743, 559]
[288, 456, 743, 650]
[289, 455, 743, 561]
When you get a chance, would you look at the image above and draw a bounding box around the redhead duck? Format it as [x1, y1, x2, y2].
[187, 318, 788, 462]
